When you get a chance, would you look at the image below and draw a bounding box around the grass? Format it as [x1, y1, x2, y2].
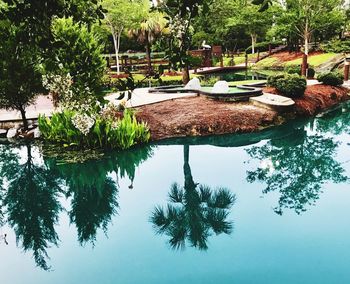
[255, 52, 339, 69]
[285, 53, 338, 67]
[254, 57, 280, 69]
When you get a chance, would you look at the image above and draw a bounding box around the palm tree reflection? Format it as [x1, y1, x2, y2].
[151, 145, 235, 250]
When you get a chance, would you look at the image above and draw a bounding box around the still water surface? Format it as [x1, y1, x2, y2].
[1, 104, 350, 283]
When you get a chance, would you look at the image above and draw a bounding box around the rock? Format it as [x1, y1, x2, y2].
[184, 77, 201, 90]
[34, 128, 41, 138]
[0, 129, 7, 138]
[7, 128, 17, 139]
[212, 81, 229, 93]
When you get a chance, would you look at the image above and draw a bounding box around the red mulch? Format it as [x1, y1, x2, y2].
[263, 84, 350, 116]
[136, 96, 279, 141]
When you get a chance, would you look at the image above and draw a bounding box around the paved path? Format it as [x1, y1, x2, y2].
[105, 88, 197, 108]
[0, 88, 197, 122]
[0, 95, 54, 122]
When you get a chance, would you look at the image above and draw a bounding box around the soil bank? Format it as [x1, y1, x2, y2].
[136, 84, 350, 141]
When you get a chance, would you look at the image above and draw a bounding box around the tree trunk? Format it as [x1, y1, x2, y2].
[112, 34, 120, 75]
[19, 106, 28, 131]
[302, 21, 309, 77]
[145, 41, 152, 75]
[251, 34, 257, 54]
[182, 65, 190, 85]
[183, 144, 195, 189]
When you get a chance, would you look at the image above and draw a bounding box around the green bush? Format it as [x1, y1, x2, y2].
[284, 64, 315, 78]
[317, 72, 344, 86]
[50, 17, 106, 96]
[321, 39, 350, 53]
[267, 74, 284, 87]
[268, 73, 307, 98]
[245, 41, 283, 54]
[38, 109, 150, 150]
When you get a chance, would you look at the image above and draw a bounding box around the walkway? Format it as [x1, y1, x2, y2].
[0, 88, 197, 122]
[105, 88, 197, 108]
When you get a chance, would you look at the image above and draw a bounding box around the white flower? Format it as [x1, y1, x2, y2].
[72, 114, 95, 136]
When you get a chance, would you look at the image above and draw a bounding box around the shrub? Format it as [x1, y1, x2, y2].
[267, 74, 284, 87]
[38, 108, 150, 150]
[49, 17, 106, 96]
[321, 39, 350, 53]
[284, 64, 315, 78]
[268, 74, 306, 98]
[317, 72, 344, 86]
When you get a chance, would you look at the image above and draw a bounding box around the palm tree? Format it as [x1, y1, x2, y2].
[129, 12, 168, 74]
[150, 145, 236, 250]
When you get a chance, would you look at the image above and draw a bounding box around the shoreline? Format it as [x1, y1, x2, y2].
[136, 84, 350, 142]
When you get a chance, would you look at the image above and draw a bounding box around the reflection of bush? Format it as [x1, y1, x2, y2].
[0, 142, 155, 269]
[47, 144, 155, 243]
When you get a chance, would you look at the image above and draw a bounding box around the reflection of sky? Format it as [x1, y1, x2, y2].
[1, 140, 350, 284]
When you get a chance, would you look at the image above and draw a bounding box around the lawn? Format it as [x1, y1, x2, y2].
[255, 52, 339, 69]
[285, 53, 338, 67]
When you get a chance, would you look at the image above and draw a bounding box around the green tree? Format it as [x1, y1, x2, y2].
[129, 11, 168, 74]
[0, 24, 44, 130]
[228, 1, 273, 54]
[102, 0, 145, 75]
[158, 0, 209, 83]
[49, 17, 106, 98]
[0, 0, 104, 129]
[282, 0, 344, 75]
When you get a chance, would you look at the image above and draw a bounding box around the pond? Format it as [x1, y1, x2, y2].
[202, 70, 270, 82]
[1, 103, 350, 284]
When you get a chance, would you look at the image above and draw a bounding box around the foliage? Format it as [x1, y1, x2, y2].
[0, 24, 44, 129]
[273, 0, 344, 55]
[321, 39, 350, 53]
[38, 109, 150, 150]
[49, 17, 106, 96]
[102, 0, 147, 74]
[317, 72, 344, 86]
[284, 64, 315, 78]
[0, 0, 104, 46]
[227, 2, 274, 54]
[268, 73, 306, 98]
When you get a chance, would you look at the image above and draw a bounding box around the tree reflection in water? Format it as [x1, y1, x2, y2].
[0, 142, 154, 269]
[151, 145, 235, 250]
[0, 142, 62, 270]
[246, 126, 348, 215]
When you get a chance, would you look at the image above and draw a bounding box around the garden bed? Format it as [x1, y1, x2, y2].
[136, 84, 350, 141]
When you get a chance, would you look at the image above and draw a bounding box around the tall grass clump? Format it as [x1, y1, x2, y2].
[39, 108, 150, 150]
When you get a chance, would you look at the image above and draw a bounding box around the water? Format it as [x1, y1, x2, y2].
[1, 103, 350, 283]
[203, 70, 269, 82]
